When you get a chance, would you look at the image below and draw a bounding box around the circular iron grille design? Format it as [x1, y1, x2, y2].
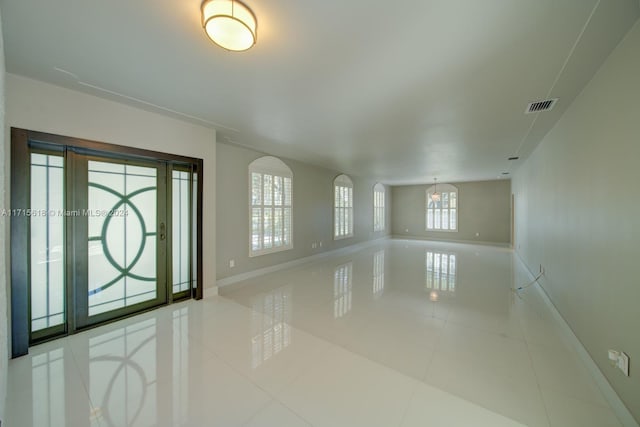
[88, 183, 156, 296]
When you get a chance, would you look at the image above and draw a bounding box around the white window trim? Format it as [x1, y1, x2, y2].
[373, 183, 385, 232]
[426, 183, 458, 232]
[249, 156, 293, 257]
[334, 174, 354, 240]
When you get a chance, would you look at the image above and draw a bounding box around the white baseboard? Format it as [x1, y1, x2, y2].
[203, 285, 219, 298]
[390, 234, 511, 248]
[216, 236, 390, 289]
[515, 253, 638, 427]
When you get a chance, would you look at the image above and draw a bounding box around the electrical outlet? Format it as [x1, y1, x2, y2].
[475, 232, 480, 237]
[229, 259, 235, 268]
[405, 228, 409, 233]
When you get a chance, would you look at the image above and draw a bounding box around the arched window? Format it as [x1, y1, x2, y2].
[334, 174, 354, 239]
[426, 183, 457, 231]
[373, 183, 385, 232]
[249, 156, 293, 256]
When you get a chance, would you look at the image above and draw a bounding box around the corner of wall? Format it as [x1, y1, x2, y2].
[0, 3, 9, 421]
[207, 128, 217, 292]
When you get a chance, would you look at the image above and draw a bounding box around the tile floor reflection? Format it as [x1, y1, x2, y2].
[6, 240, 623, 426]
[251, 285, 293, 369]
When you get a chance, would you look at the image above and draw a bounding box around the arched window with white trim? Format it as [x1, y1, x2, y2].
[373, 183, 385, 232]
[334, 174, 354, 239]
[426, 183, 457, 231]
[249, 156, 293, 256]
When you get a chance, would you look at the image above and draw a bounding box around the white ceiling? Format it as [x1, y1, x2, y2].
[1, 0, 638, 184]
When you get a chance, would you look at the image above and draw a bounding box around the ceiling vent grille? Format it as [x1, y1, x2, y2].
[525, 98, 558, 114]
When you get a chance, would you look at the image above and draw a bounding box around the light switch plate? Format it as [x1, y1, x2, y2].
[618, 352, 630, 376]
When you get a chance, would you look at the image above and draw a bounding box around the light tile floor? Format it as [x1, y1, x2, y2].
[5, 240, 624, 426]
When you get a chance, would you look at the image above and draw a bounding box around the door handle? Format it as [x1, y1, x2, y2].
[160, 223, 166, 241]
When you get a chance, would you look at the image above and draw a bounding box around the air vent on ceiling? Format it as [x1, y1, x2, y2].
[525, 98, 558, 114]
[508, 156, 519, 161]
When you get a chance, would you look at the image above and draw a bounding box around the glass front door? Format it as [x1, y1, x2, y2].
[11, 128, 202, 358]
[73, 157, 168, 328]
[88, 160, 159, 315]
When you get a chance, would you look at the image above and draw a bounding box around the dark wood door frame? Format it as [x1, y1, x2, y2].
[10, 128, 204, 358]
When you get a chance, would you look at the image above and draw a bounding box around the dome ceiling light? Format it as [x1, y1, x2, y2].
[201, 0, 257, 52]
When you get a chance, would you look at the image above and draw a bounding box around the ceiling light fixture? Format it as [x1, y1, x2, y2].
[201, 0, 257, 52]
[431, 178, 441, 203]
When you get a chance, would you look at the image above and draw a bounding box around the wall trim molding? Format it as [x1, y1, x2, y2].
[215, 236, 391, 290]
[515, 253, 639, 427]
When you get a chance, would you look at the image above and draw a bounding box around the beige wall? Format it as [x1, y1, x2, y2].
[216, 142, 391, 280]
[0, 6, 7, 420]
[513, 20, 640, 423]
[391, 180, 511, 245]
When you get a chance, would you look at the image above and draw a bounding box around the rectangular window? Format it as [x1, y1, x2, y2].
[426, 190, 458, 231]
[334, 184, 353, 239]
[250, 171, 293, 256]
[30, 153, 65, 332]
[172, 170, 192, 295]
[374, 186, 385, 232]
